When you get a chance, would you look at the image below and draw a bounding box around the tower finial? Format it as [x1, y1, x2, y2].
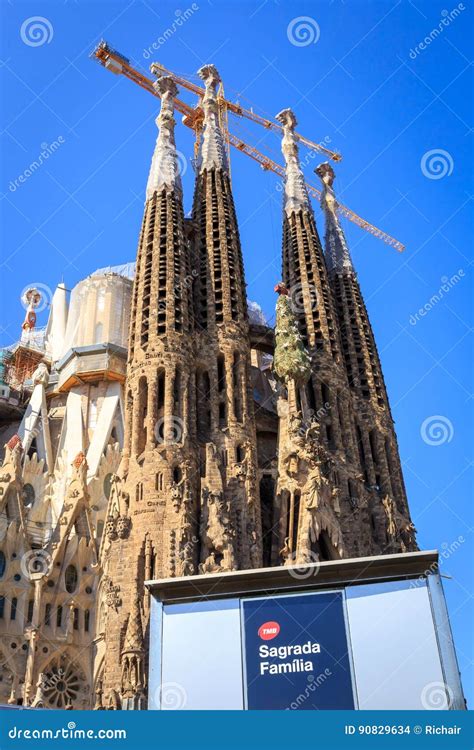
[21, 288, 41, 338]
[196, 64, 228, 174]
[275, 108, 310, 217]
[315, 162, 353, 273]
[146, 75, 182, 200]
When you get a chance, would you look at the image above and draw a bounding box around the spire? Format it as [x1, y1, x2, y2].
[315, 162, 353, 273]
[146, 76, 182, 200]
[122, 596, 144, 654]
[275, 109, 310, 216]
[197, 64, 229, 173]
[45, 282, 68, 362]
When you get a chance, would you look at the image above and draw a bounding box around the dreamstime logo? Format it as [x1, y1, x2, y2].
[158, 681, 187, 709]
[287, 551, 321, 580]
[287, 16, 320, 47]
[421, 681, 453, 710]
[9, 137, 66, 192]
[409, 269, 465, 325]
[410, 534, 465, 588]
[143, 4, 200, 59]
[290, 282, 317, 314]
[287, 668, 332, 709]
[420, 415, 454, 446]
[421, 149, 454, 180]
[20, 283, 53, 314]
[20, 16, 54, 47]
[155, 415, 184, 444]
[21, 549, 52, 579]
[409, 4, 466, 59]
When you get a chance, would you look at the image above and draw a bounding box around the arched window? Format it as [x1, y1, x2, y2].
[292, 491, 301, 553]
[321, 382, 330, 406]
[306, 380, 317, 414]
[283, 490, 300, 560]
[84, 610, 90, 633]
[44, 603, 51, 627]
[56, 606, 63, 627]
[10, 598, 17, 621]
[233, 353, 243, 422]
[22, 484, 35, 507]
[136, 376, 148, 454]
[259, 475, 275, 567]
[217, 354, 225, 392]
[0, 550, 6, 579]
[103, 473, 113, 499]
[27, 600, 34, 623]
[0, 596, 5, 619]
[173, 367, 182, 418]
[65, 565, 78, 594]
[311, 530, 337, 562]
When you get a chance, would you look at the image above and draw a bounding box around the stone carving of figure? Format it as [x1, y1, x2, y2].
[284, 452, 300, 479]
[178, 533, 195, 576]
[280, 536, 291, 564]
[382, 495, 397, 540]
[170, 481, 184, 512]
[30, 672, 47, 708]
[304, 463, 323, 510]
[199, 489, 236, 573]
[399, 520, 417, 551]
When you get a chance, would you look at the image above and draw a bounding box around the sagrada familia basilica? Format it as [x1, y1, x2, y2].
[0, 66, 417, 709]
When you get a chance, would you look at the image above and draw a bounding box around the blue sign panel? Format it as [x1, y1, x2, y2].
[242, 591, 355, 710]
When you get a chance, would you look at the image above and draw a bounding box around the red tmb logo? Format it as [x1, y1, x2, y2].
[258, 621, 280, 640]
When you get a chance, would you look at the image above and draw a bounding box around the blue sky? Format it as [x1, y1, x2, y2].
[1, 0, 472, 706]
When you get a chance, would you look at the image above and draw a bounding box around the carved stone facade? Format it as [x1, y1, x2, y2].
[0, 269, 131, 708]
[272, 113, 416, 566]
[0, 67, 417, 710]
[99, 71, 262, 707]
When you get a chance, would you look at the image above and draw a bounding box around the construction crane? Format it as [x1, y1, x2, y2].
[92, 41, 405, 253]
[148, 61, 342, 163]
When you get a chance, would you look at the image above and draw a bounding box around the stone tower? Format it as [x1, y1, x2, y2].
[99, 70, 262, 709]
[191, 64, 261, 574]
[273, 108, 365, 565]
[99, 77, 200, 710]
[315, 162, 416, 555]
[273, 110, 417, 565]
[0, 67, 420, 713]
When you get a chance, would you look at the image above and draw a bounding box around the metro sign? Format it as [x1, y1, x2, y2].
[258, 621, 280, 640]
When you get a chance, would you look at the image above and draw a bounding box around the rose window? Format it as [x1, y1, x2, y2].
[43, 657, 86, 708]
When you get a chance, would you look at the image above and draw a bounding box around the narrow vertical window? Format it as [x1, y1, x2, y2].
[233, 352, 243, 422]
